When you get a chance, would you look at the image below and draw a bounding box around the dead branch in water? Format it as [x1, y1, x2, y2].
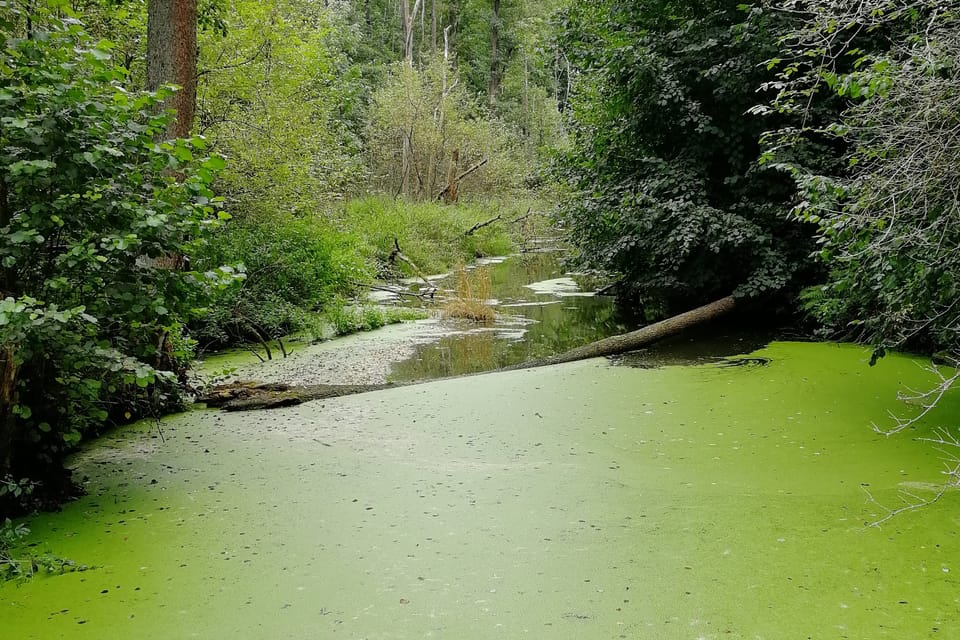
[353, 281, 436, 302]
[389, 238, 437, 296]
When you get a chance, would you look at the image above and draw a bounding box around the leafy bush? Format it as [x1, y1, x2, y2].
[0, 8, 230, 514]
[191, 215, 371, 348]
[765, 0, 960, 355]
[324, 298, 427, 336]
[554, 2, 816, 317]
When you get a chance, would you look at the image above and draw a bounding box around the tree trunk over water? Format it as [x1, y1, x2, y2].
[201, 296, 737, 411]
[508, 295, 737, 369]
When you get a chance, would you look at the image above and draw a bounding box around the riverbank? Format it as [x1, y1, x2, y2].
[196, 251, 632, 390]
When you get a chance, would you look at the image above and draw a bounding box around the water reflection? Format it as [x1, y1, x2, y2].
[388, 253, 633, 381]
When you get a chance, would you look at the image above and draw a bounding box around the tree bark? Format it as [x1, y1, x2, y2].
[444, 148, 459, 203]
[0, 345, 19, 476]
[522, 52, 529, 136]
[205, 296, 738, 411]
[147, 0, 197, 138]
[487, 0, 500, 108]
[431, 0, 437, 55]
[401, 0, 423, 66]
[400, 0, 410, 63]
[436, 157, 488, 201]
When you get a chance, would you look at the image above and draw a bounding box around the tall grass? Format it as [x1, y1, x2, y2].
[337, 196, 526, 275]
[444, 264, 495, 323]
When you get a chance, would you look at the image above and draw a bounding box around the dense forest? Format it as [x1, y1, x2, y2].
[2, 0, 960, 517]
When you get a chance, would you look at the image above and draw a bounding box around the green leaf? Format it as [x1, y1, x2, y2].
[203, 155, 227, 171]
[88, 47, 111, 61]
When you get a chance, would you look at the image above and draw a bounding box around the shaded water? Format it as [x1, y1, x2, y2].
[3, 343, 959, 639]
[388, 253, 632, 381]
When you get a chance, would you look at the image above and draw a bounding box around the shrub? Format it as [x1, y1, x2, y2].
[0, 9, 231, 514]
[443, 264, 495, 323]
[191, 215, 371, 348]
[323, 297, 428, 336]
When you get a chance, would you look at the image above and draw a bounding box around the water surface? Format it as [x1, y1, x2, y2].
[3, 343, 959, 638]
[389, 253, 632, 381]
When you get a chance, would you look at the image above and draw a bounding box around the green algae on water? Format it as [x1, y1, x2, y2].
[2, 342, 959, 639]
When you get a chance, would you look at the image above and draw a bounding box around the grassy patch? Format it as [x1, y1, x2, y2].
[337, 196, 534, 275]
[444, 264, 495, 323]
[324, 299, 430, 336]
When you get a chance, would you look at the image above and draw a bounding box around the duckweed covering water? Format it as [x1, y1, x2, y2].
[3, 343, 959, 639]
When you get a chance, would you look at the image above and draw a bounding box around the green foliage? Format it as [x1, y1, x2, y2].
[198, 0, 366, 212]
[765, 1, 960, 354]
[338, 196, 519, 275]
[554, 1, 816, 316]
[191, 214, 371, 348]
[0, 8, 231, 513]
[324, 298, 427, 336]
[1, 516, 85, 581]
[366, 59, 533, 200]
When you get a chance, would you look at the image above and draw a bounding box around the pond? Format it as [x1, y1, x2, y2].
[3, 342, 959, 639]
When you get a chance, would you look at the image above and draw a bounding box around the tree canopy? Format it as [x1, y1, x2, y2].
[554, 1, 817, 317]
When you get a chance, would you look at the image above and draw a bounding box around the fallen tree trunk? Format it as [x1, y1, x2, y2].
[200, 295, 737, 411]
[199, 381, 391, 411]
[501, 295, 736, 369]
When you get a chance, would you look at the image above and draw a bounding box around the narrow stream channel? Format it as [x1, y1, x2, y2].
[4, 343, 959, 639]
[388, 252, 634, 381]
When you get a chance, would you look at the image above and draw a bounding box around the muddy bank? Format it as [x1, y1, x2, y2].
[195, 319, 452, 387]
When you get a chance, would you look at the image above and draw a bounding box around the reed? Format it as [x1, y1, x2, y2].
[443, 264, 495, 323]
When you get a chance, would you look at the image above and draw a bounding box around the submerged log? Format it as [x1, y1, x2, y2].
[202, 296, 737, 411]
[199, 382, 392, 411]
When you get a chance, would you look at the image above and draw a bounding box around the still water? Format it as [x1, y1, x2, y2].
[2, 343, 958, 639]
[388, 252, 632, 381]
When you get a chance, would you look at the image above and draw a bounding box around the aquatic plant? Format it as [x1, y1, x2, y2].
[0, 518, 80, 582]
[444, 264, 495, 323]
